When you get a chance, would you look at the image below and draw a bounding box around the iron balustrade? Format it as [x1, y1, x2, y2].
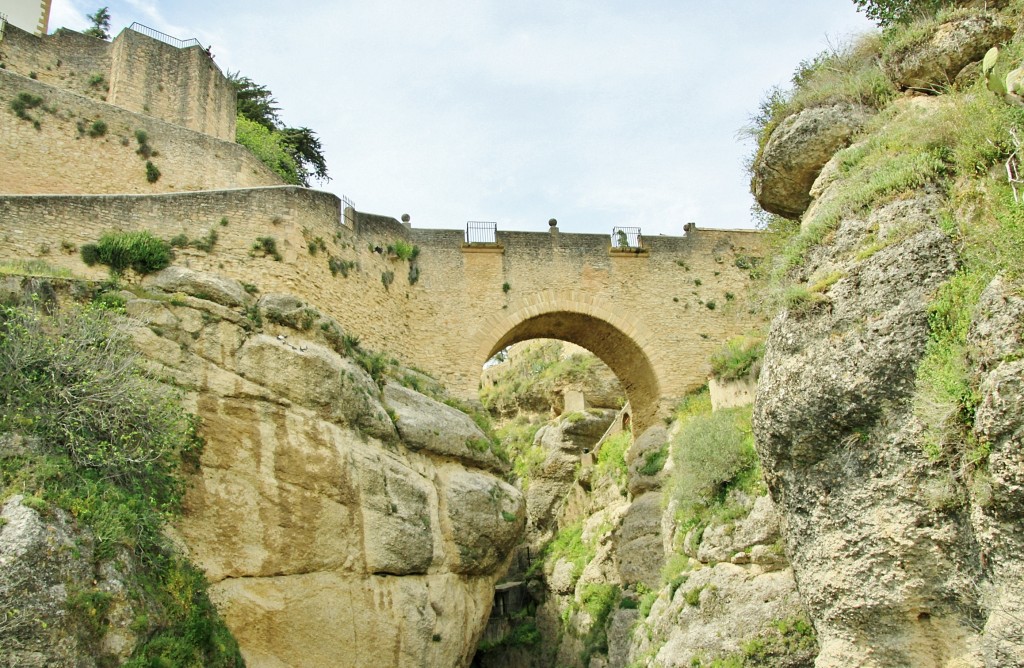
[466, 221, 498, 244]
[127, 22, 202, 49]
[611, 226, 643, 249]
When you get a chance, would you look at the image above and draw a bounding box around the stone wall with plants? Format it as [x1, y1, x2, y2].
[0, 69, 279, 195]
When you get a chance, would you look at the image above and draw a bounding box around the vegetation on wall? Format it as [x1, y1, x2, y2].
[80, 230, 172, 275]
[0, 300, 242, 665]
[710, 334, 765, 382]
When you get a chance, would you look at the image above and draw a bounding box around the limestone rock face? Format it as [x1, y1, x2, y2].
[440, 466, 526, 575]
[385, 383, 504, 473]
[883, 14, 1012, 91]
[697, 495, 781, 564]
[626, 424, 669, 496]
[631, 564, 813, 668]
[525, 412, 614, 540]
[614, 491, 664, 590]
[123, 272, 525, 668]
[752, 154, 1023, 663]
[967, 275, 1024, 667]
[143, 266, 254, 308]
[751, 104, 871, 219]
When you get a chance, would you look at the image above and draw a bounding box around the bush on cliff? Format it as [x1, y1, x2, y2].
[669, 390, 761, 532]
[0, 300, 243, 665]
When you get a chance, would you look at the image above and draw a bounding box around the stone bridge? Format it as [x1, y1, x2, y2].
[0, 186, 766, 429]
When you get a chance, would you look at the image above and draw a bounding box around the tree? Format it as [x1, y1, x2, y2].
[227, 71, 329, 187]
[83, 6, 111, 40]
[226, 71, 280, 131]
[850, 0, 953, 27]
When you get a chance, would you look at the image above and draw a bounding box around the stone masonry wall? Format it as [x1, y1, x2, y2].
[0, 69, 279, 193]
[108, 29, 235, 142]
[0, 23, 236, 141]
[0, 24, 112, 102]
[0, 187, 766, 427]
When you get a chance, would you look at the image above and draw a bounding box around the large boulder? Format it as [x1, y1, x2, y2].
[235, 334, 396, 441]
[384, 383, 504, 473]
[751, 104, 871, 220]
[614, 491, 664, 589]
[439, 467, 526, 575]
[883, 13, 1013, 91]
[143, 266, 253, 308]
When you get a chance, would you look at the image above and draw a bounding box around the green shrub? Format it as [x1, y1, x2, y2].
[81, 230, 172, 275]
[10, 91, 43, 120]
[328, 256, 356, 277]
[88, 119, 107, 137]
[710, 335, 765, 382]
[638, 443, 669, 476]
[0, 303, 246, 666]
[252, 236, 282, 261]
[235, 114, 300, 184]
[670, 403, 760, 531]
[544, 523, 593, 587]
[388, 240, 418, 261]
[853, 0, 951, 27]
[145, 160, 161, 183]
[579, 583, 619, 664]
[595, 430, 631, 490]
[0, 304, 196, 496]
[381, 270, 395, 289]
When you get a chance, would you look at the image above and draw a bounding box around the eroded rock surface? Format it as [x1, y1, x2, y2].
[883, 14, 1012, 91]
[127, 275, 525, 667]
[751, 104, 872, 220]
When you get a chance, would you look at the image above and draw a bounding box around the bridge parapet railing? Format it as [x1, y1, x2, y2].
[465, 221, 498, 245]
[611, 226, 644, 251]
[127, 22, 203, 49]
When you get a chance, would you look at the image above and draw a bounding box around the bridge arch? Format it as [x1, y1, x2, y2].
[473, 290, 664, 432]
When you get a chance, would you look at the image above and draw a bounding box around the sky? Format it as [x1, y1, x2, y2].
[44, 0, 876, 236]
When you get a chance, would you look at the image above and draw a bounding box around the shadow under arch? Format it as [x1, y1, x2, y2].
[474, 290, 662, 433]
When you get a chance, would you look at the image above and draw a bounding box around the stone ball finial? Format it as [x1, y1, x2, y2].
[401, 213, 411, 223]
[548, 218, 557, 227]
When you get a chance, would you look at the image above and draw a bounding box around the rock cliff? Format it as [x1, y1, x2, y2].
[128, 269, 526, 666]
[750, 5, 1024, 666]
[0, 269, 526, 667]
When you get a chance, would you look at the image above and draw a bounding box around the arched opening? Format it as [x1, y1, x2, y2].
[480, 310, 661, 433]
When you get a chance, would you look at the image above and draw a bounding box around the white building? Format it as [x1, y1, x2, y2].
[0, 0, 51, 35]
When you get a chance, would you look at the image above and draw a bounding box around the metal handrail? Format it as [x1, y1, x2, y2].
[127, 22, 202, 49]
[611, 226, 643, 249]
[466, 221, 497, 244]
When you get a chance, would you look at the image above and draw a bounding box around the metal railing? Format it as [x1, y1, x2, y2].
[611, 226, 643, 250]
[466, 221, 498, 244]
[127, 22, 202, 49]
[341, 195, 355, 210]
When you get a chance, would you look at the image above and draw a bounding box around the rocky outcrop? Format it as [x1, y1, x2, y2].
[126, 274, 526, 667]
[751, 104, 871, 219]
[754, 187, 982, 665]
[883, 14, 1012, 91]
[0, 491, 142, 667]
[523, 411, 616, 540]
[967, 275, 1024, 667]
